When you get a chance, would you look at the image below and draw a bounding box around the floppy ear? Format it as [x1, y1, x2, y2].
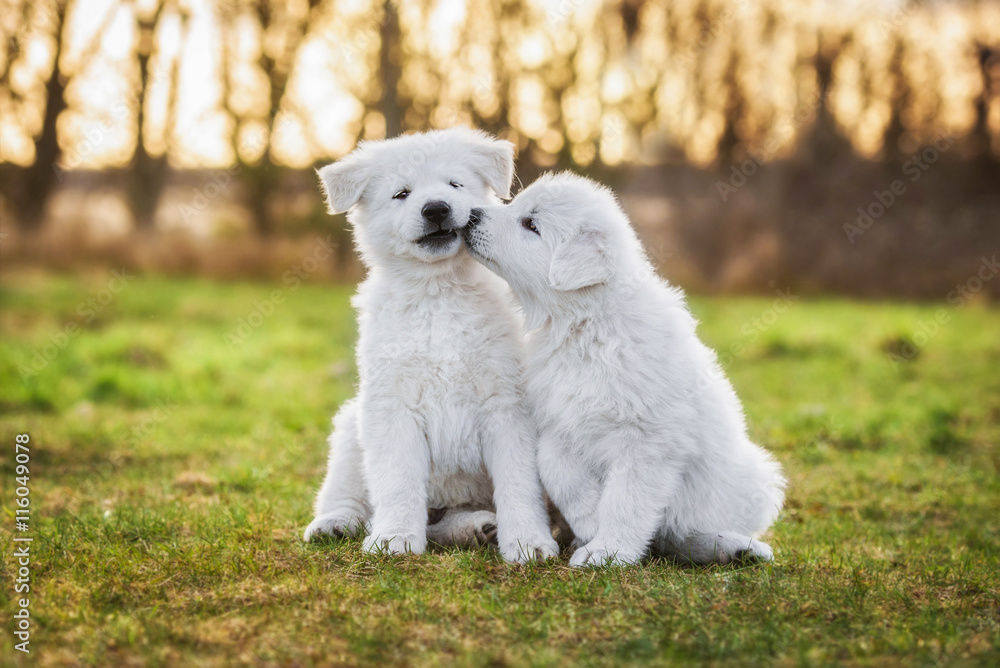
[465, 134, 515, 198]
[548, 231, 611, 291]
[316, 150, 370, 214]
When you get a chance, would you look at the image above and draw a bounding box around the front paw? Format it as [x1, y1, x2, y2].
[569, 543, 642, 568]
[468, 510, 499, 546]
[303, 513, 365, 542]
[363, 531, 426, 556]
[500, 534, 560, 564]
[729, 537, 773, 564]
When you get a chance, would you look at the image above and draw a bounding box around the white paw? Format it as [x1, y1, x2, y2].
[569, 543, 643, 568]
[303, 513, 365, 542]
[468, 510, 499, 545]
[709, 533, 773, 564]
[500, 535, 560, 564]
[731, 537, 773, 563]
[426, 509, 499, 547]
[452, 509, 499, 546]
[363, 532, 426, 556]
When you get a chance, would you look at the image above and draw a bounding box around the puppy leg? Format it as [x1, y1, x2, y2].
[360, 404, 430, 556]
[538, 431, 601, 546]
[482, 406, 559, 563]
[304, 399, 371, 541]
[569, 440, 679, 568]
[657, 531, 774, 565]
[426, 508, 498, 547]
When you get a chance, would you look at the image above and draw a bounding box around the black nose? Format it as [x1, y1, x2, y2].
[421, 201, 451, 225]
[468, 208, 483, 227]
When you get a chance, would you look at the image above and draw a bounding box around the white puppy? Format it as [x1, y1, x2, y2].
[462, 172, 786, 567]
[303, 128, 558, 564]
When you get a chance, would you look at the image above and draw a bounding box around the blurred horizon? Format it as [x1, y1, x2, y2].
[1, 0, 999, 297]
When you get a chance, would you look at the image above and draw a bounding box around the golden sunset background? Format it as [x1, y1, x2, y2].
[1, 0, 999, 295]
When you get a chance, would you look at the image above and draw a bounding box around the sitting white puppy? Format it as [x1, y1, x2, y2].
[462, 172, 786, 567]
[303, 128, 558, 564]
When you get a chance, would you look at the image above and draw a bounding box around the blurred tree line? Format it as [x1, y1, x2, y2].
[0, 0, 998, 237]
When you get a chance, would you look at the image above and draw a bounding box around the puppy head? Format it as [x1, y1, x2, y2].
[464, 172, 636, 326]
[317, 128, 514, 265]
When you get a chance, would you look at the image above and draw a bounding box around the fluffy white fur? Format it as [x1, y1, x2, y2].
[463, 172, 786, 567]
[303, 128, 558, 563]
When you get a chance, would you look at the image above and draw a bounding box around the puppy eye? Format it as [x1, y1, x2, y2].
[449, 181, 463, 189]
[392, 188, 410, 200]
[521, 217, 540, 235]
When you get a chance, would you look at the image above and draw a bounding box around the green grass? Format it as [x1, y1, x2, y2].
[1, 271, 998, 667]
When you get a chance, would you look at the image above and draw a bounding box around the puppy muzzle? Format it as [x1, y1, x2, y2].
[416, 200, 464, 248]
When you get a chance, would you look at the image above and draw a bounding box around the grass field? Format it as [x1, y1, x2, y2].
[1, 270, 998, 667]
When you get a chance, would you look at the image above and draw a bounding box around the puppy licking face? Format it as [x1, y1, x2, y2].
[465, 171, 785, 567]
[318, 128, 514, 265]
[464, 172, 636, 326]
